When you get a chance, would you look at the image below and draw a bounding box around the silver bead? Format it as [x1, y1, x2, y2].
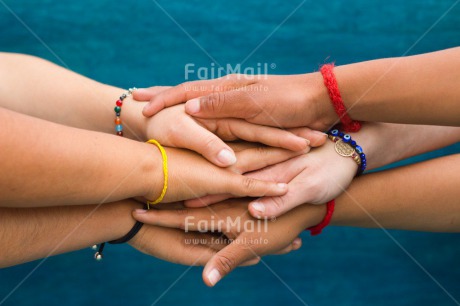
[94, 252, 103, 261]
[91, 245, 98, 250]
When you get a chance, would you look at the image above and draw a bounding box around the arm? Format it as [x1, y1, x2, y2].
[349, 122, 460, 170]
[0, 53, 143, 139]
[330, 153, 460, 231]
[185, 122, 460, 218]
[133, 153, 460, 286]
[139, 48, 460, 129]
[0, 107, 290, 207]
[0, 106, 160, 207]
[0, 200, 235, 268]
[0, 53, 324, 167]
[333, 47, 460, 126]
[0, 201, 140, 268]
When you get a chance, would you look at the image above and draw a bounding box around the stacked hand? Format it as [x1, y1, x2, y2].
[131, 85, 327, 167]
[154, 142, 307, 203]
[185, 140, 357, 218]
[132, 199, 327, 286]
[127, 74, 359, 286]
[136, 73, 338, 131]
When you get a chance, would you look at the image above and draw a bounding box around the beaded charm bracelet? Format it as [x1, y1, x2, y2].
[114, 87, 136, 136]
[327, 129, 367, 175]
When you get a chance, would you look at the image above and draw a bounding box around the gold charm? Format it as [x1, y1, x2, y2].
[334, 139, 354, 157]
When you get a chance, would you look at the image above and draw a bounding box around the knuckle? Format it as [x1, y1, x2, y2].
[270, 196, 286, 210]
[176, 209, 188, 230]
[203, 92, 225, 113]
[202, 135, 221, 153]
[178, 220, 187, 230]
[175, 210, 189, 230]
[214, 120, 235, 140]
[241, 177, 258, 192]
[224, 73, 237, 81]
[215, 254, 236, 274]
[255, 146, 269, 157]
[177, 83, 189, 101]
[176, 209, 190, 216]
[165, 121, 188, 146]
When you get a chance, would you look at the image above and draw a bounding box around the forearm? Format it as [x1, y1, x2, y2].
[0, 53, 148, 140]
[331, 48, 460, 125]
[350, 123, 460, 170]
[329, 154, 460, 232]
[0, 200, 141, 268]
[0, 107, 161, 207]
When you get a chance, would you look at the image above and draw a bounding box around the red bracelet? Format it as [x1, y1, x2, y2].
[307, 199, 335, 236]
[320, 64, 361, 132]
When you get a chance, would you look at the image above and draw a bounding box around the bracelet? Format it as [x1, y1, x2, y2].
[320, 64, 361, 132]
[307, 200, 335, 236]
[146, 139, 168, 209]
[93, 204, 147, 261]
[114, 87, 137, 136]
[327, 129, 367, 175]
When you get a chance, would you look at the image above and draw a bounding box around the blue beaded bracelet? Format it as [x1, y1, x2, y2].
[327, 129, 367, 175]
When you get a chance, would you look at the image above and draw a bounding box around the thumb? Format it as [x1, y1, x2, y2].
[202, 241, 257, 287]
[248, 184, 306, 218]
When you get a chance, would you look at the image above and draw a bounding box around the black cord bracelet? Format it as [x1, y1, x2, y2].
[93, 204, 147, 261]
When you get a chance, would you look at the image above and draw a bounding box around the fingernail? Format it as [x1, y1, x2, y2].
[277, 183, 288, 190]
[207, 269, 221, 286]
[312, 130, 328, 137]
[142, 104, 149, 113]
[293, 238, 301, 246]
[304, 139, 310, 146]
[186, 98, 201, 114]
[217, 149, 237, 166]
[135, 209, 147, 214]
[251, 202, 265, 214]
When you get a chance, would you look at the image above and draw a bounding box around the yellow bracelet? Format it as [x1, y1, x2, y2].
[146, 139, 168, 209]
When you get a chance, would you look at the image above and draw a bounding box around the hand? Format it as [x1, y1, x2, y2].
[135, 73, 337, 131]
[129, 224, 260, 266]
[141, 103, 326, 167]
[146, 142, 308, 203]
[185, 139, 357, 218]
[132, 199, 326, 286]
[131, 86, 327, 167]
[247, 140, 357, 217]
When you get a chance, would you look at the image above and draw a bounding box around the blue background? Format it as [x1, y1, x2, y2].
[1, 0, 459, 305]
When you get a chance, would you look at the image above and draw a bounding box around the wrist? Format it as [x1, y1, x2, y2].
[121, 97, 149, 141]
[333, 58, 395, 122]
[305, 204, 329, 228]
[348, 122, 394, 171]
[293, 202, 329, 233]
[305, 72, 338, 130]
[103, 85, 148, 141]
[139, 142, 165, 201]
[321, 138, 359, 175]
[97, 200, 143, 242]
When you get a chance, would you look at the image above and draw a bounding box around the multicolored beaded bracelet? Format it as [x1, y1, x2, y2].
[327, 129, 367, 175]
[94, 87, 140, 261]
[114, 87, 136, 136]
